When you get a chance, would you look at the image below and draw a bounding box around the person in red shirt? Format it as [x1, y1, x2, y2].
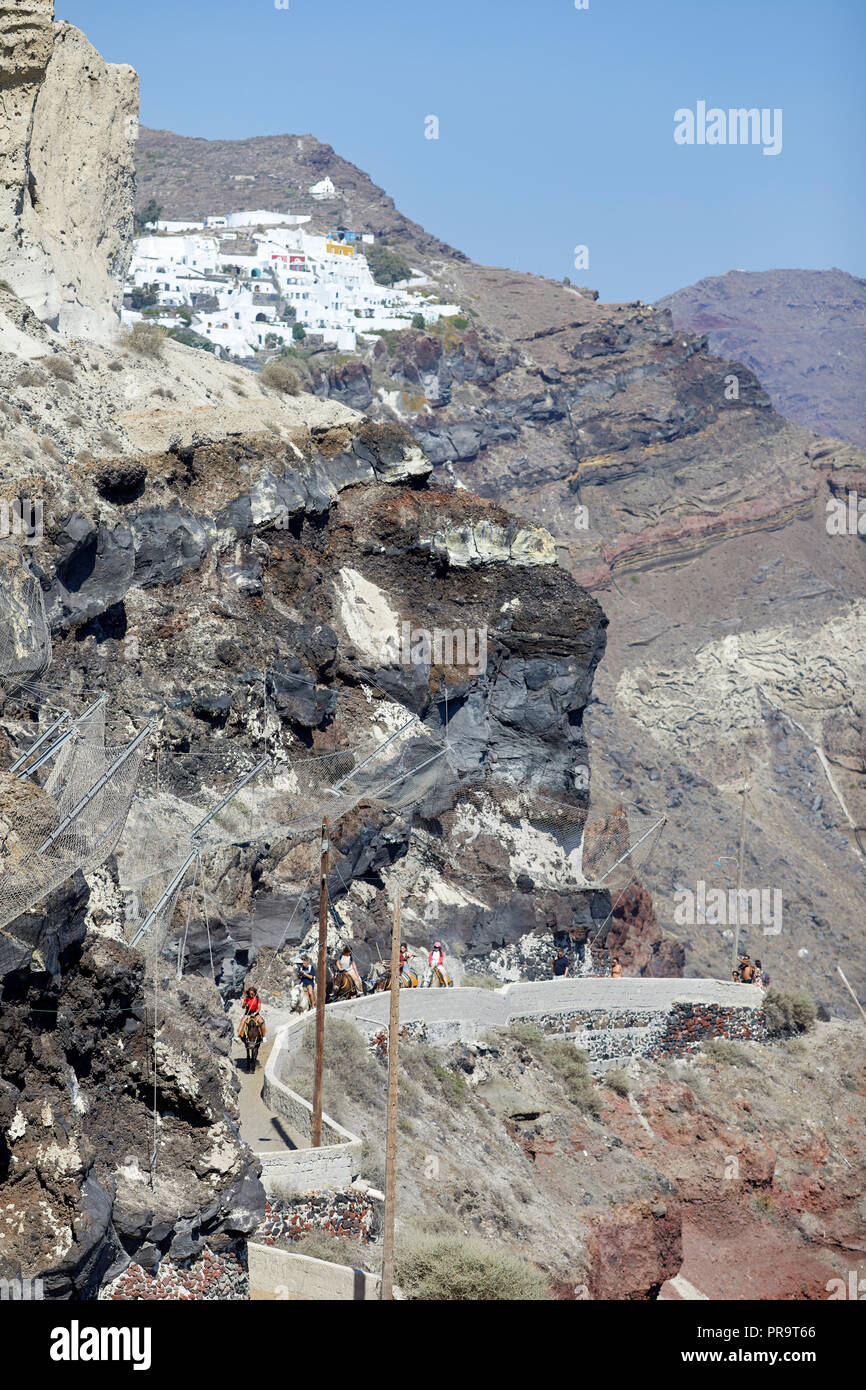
[240, 986, 262, 1039]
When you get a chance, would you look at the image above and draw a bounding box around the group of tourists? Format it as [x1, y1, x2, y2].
[733, 953, 769, 988]
[291, 938, 452, 1004]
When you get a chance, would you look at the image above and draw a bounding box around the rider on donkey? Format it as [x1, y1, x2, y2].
[239, 985, 263, 1040]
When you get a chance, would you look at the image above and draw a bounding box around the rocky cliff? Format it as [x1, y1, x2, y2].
[140, 126, 865, 1013]
[0, 2, 137, 341]
[658, 268, 866, 448]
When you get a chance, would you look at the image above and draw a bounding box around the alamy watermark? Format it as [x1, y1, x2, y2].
[0, 498, 43, 546]
[673, 881, 782, 936]
[674, 103, 782, 156]
[826, 491, 866, 536]
[385, 621, 487, 676]
[1, 1276, 43, 1300]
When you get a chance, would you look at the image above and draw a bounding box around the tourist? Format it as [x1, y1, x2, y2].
[424, 940, 446, 987]
[754, 958, 769, 989]
[298, 957, 316, 1007]
[739, 955, 756, 984]
[336, 944, 362, 995]
[553, 948, 570, 978]
[240, 985, 262, 1039]
[610, 957, 624, 978]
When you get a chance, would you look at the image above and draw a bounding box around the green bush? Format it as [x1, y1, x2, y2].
[129, 283, 159, 311]
[411, 313, 425, 329]
[763, 987, 817, 1037]
[260, 359, 300, 394]
[134, 196, 162, 235]
[292, 322, 306, 342]
[167, 327, 215, 353]
[367, 243, 412, 287]
[128, 321, 165, 359]
[396, 1235, 548, 1301]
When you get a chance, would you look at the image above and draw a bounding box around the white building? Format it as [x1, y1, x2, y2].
[124, 211, 463, 359]
[309, 177, 337, 201]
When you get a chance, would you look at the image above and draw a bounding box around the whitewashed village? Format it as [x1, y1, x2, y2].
[123, 179, 463, 359]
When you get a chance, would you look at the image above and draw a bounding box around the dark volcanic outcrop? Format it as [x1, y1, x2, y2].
[658, 268, 866, 447]
[0, 885, 263, 1298]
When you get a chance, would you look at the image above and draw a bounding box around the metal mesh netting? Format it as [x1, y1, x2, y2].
[0, 727, 150, 946]
[0, 567, 52, 693]
[116, 722, 449, 951]
[523, 768, 666, 896]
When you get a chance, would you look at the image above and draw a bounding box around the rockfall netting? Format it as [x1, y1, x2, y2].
[0, 567, 51, 693]
[0, 726, 151, 975]
[116, 720, 450, 952]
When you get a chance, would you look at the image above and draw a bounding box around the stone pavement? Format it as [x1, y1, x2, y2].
[231, 1005, 306, 1154]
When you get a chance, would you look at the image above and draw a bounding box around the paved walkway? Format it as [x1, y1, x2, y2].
[231, 1006, 305, 1154]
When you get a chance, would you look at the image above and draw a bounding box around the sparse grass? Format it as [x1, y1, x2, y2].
[400, 1041, 470, 1108]
[286, 1018, 385, 1123]
[542, 1039, 602, 1116]
[604, 1068, 632, 1097]
[290, 1230, 381, 1274]
[65, 414, 83, 428]
[41, 437, 61, 460]
[17, 368, 46, 388]
[359, 1136, 385, 1190]
[396, 1234, 549, 1301]
[128, 321, 165, 359]
[265, 420, 281, 434]
[763, 987, 817, 1038]
[509, 1022, 545, 1048]
[107, 359, 124, 372]
[151, 386, 175, 400]
[260, 360, 299, 395]
[461, 971, 501, 991]
[701, 1039, 754, 1066]
[40, 356, 76, 383]
[98, 429, 122, 451]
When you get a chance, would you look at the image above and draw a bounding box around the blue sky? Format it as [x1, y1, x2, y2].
[60, 0, 865, 303]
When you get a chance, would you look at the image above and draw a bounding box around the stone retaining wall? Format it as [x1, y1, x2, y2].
[99, 1243, 248, 1301]
[509, 999, 766, 1062]
[255, 1190, 380, 1247]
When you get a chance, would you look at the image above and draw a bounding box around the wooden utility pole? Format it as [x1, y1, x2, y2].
[381, 893, 401, 1301]
[837, 966, 866, 1028]
[312, 816, 330, 1148]
[731, 778, 750, 973]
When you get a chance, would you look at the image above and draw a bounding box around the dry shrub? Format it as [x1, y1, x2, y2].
[260, 360, 299, 394]
[128, 321, 165, 359]
[396, 1235, 549, 1301]
[40, 356, 76, 382]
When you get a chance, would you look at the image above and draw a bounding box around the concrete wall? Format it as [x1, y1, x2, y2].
[258, 1015, 363, 1196]
[248, 1241, 381, 1301]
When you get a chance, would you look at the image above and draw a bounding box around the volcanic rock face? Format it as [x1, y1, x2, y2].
[0, 3, 137, 340]
[658, 268, 866, 448]
[0, 899, 264, 1297]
